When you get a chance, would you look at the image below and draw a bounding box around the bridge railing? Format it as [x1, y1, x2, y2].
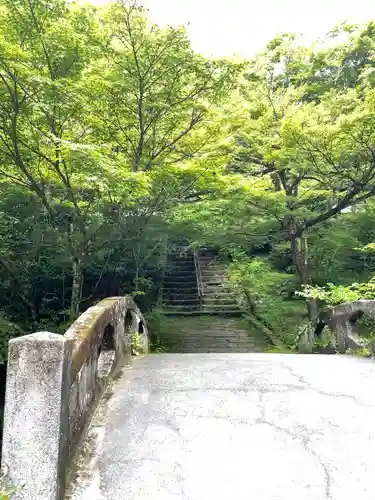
[1, 296, 148, 500]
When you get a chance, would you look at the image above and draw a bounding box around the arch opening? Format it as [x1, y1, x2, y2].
[97, 323, 116, 379]
[352, 311, 375, 341]
[124, 310, 133, 333]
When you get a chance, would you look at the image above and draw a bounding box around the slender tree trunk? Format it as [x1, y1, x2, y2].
[70, 258, 84, 320]
[287, 213, 318, 323]
[290, 233, 318, 321]
[289, 230, 319, 353]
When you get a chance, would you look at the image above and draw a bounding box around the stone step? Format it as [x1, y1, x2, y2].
[173, 331, 250, 336]
[201, 272, 226, 277]
[164, 275, 197, 282]
[201, 303, 241, 309]
[200, 310, 243, 316]
[163, 281, 198, 291]
[160, 310, 242, 317]
[177, 336, 252, 342]
[163, 292, 198, 298]
[170, 255, 195, 260]
[201, 273, 227, 279]
[167, 260, 195, 266]
[171, 331, 253, 337]
[169, 263, 195, 269]
[163, 283, 198, 289]
[201, 278, 228, 283]
[176, 333, 250, 338]
[166, 268, 196, 275]
[172, 336, 253, 341]
[202, 298, 238, 305]
[163, 290, 198, 295]
[165, 271, 196, 277]
[202, 281, 229, 287]
[203, 285, 231, 289]
[163, 287, 198, 293]
[172, 342, 256, 348]
[172, 347, 257, 352]
[174, 343, 257, 349]
[200, 263, 225, 268]
[163, 305, 200, 311]
[199, 261, 223, 267]
[179, 339, 255, 343]
[173, 348, 260, 353]
[198, 253, 217, 259]
[202, 293, 236, 300]
[203, 288, 232, 294]
[163, 294, 198, 300]
[202, 275, 229, 280]
[165, 298, 200, 304]
[201, 267, 224, 271]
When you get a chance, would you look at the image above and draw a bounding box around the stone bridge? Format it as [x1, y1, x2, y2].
[2, 297, 375, 499]
[1, 296, 148, 500]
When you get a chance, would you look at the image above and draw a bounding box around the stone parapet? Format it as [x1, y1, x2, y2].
[1, 296, 148, 500]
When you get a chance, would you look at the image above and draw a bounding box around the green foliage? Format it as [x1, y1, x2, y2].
[266, 346, 294, 354]
[0, 0, 374, 363]
[0, 476, 23, 499]
[131, 331, 145, 356]
[144, 308, 168, 351]
[298, 276, 375, 307]
[346, 346, 372, 358]
[0, 316, 25, 364]
[228, 256, 304, 346]
[314, 327, 335, 349]
[0, 0, 238, 351]
[297, 283, 361, 306]
[0, 488, 16, 500]
[355, 313, 375, 340]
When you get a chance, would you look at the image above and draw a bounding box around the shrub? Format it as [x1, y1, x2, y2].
[228, 256, 305, 346]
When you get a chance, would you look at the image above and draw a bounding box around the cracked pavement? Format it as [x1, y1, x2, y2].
[68, 353, 375, 500]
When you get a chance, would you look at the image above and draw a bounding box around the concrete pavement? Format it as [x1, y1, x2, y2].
[68, 353, 375, 500]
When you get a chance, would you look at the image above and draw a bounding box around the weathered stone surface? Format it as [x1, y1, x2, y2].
[327, 300, 375, 353]
[298, 323, 314, 354]
[69, 353, 375, 500]
[1, 296, 148, 500]
[1, 332, 72, 500]
[370, 338, 375, 358]
[156, 316, 269, 353]
[346, 333, 366, 351]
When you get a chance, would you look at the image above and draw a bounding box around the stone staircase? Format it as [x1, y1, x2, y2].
[162, 248, 200, 314]
[199, 248, 242, 315]
[161, 247, 242, 316]
[158, 246, 268, 352]
[159, 315, 270, 353]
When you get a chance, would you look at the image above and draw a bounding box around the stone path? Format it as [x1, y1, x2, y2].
[68, 353, 375, 500]
[158, 315, 270, 352]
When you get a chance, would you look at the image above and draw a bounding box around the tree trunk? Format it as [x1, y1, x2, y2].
[289, 230, 318, 353]
[290, 229, 318, 322]
[70, 259, 84, 320]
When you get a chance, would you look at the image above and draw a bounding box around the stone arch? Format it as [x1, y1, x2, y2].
[328, 300, 375, 353]
[1, 295, 149, 499]
[66, 296, 148, 383]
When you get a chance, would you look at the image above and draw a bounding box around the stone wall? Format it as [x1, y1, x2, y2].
[0, 296, 148, 500]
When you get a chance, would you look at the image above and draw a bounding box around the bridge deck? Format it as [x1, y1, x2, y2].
[69, 353, 375, 500]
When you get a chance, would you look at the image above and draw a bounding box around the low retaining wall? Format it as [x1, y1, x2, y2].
[0, 296, 148, 500]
